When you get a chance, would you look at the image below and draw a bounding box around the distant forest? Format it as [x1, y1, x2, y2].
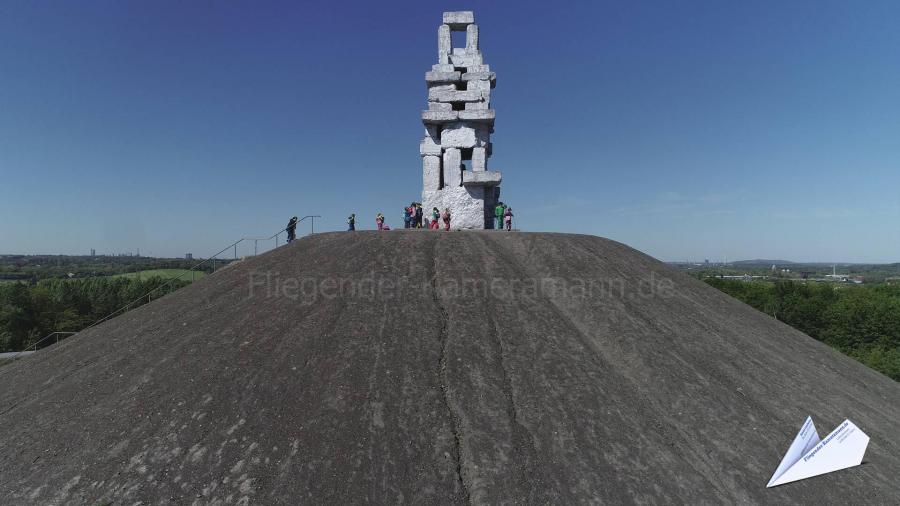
[705, 278, 900, 381]
[0, 254, 213, 282]
[0, 254, 235, 354]
[0, 277, 189, 353]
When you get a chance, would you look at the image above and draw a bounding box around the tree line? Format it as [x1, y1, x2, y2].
[705, 278, 900, 381]
[0, 277, 189, 352]
[0, 254, 219, 282]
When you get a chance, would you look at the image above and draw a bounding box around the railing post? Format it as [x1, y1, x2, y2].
[234, 244, 237, 259]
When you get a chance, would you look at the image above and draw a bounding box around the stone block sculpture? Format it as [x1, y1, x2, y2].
[421, 11, 501, 229]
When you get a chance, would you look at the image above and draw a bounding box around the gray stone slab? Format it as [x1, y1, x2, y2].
[425, 71, 461, 83]
[423, 185, 489, 229]
[438, 24, 451, 65]
[422, 111, 458, 123]
[422, 155, 441, 190]
[450, 53, 482, 68]
[472, 147, 487, 171]
[462, 170, 502, 186]
[466, 24, 479, 53]
[442, 11, 474, 29]
[466, 79, 491, 92]
[428, 83, 457, 93]
[466, 64, 490, 73]
[432, 63, 455, 72]
[440, 124, 477, 149]
[464, 101, 489, 111]
[428, 102, 452, 112]
[443, 148, 462, 187]
[461, 71, 496, 82]
[458, 109, 495, 122]
[420, 133, 442, 156]
[428, 89, 484, 103]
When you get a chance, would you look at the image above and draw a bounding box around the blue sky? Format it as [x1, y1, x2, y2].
[1, 0, 898, 262]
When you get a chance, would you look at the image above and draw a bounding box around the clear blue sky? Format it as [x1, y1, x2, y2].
[1, 1, 898, 262]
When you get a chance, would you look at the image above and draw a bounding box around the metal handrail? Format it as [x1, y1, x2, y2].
[85, 221, 304, 330]
[9, 216, 321, 357]
[298, 215, 322, 235]
[24, 332, 76, 353]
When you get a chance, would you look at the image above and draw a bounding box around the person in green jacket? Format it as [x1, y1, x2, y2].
[430, 207, 440, 229]
[494, 202, 506, 230]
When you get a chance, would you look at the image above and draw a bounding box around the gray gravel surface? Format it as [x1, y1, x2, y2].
[0, 231, 898, 505]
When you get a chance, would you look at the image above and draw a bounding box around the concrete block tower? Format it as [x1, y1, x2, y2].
[421, 11, 501, 229]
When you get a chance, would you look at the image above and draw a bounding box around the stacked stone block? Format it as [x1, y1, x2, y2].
[421, 11, 502, 229]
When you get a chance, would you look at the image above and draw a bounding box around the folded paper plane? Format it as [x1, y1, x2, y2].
[767, 416, 869, 487]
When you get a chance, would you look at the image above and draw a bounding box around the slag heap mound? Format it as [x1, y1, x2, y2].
[1, 231, 899, 505]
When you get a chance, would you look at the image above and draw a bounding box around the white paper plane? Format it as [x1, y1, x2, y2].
[767, 416, 869, 487]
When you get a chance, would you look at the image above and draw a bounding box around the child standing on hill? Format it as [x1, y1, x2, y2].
[504, 207, 513, 231]
[376, 213, 384, 230]
[441, 208, 451, 231]
[430, 208, 440, 229]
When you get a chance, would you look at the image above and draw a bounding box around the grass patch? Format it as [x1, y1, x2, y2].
[113, 269, 205, 281]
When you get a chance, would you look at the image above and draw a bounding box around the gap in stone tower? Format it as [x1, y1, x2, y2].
[451, 29, 465, 49]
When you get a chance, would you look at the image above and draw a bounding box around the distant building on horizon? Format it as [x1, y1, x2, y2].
[186, 253, 193, 260]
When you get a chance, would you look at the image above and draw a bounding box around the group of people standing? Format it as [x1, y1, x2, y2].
[403, 203, 424, 229]
[393, 203, 450, 231]
[319, 202, 510, 235]
[494, 202, 514, 231]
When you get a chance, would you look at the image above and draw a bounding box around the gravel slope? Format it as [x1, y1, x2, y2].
[0, 231, 898, 505]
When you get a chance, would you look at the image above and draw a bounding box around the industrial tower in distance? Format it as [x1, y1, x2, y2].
[420, 11, 502, 229]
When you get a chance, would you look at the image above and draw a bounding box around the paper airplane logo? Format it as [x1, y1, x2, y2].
[767, 416, 869, 487]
